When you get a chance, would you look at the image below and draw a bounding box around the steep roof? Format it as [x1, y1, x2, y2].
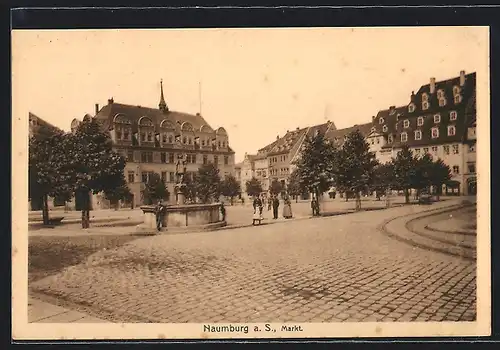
[325, 122, 373, 146]
[373, 72, 476, 149]
[29, 112, 62, 137]
[95, 101, 216, 134]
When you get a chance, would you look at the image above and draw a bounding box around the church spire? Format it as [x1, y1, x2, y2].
[159, 79, 168, 113]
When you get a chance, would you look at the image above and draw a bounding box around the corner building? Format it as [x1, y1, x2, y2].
[72, 81, 235, 207]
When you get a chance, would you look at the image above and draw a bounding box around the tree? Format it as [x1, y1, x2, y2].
[287, 169, 302, 203]
[142, 172, 169, 205]
[371, 162, 395, 200]
[181, 173, 199, 203]
[29, 131, 74, 225]
[62, 117, 129, 228]
[220, 174, 241, 205]
[195, 163, 221, 203]
[245, 177, 263, 197]
[293, 130, 337, 205]
[429, 158, 452, 201]
[413, 154, 434, 198]
[334, 130, 378, 211]
[269, 179, 283, 197]
[104, 179, 133, 210]
[392, 145, 418, 204]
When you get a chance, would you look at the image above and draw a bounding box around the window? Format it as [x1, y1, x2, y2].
[437, 89, 444, 99]
[423, 147, 429, 154]
[454, 95, 462, 104]
[422, 93, 428, 102]
[422, 102, 429, 110]
[382, 125, 388, 132]
[123, 130, 130, 140]
[116, 130, 122, 140]
[452, 144, 460, 154]
[414, 130, 422, 140]
[469, 144, 476, 153]
[403, 120, 410, 128]
[432, 146, 438, 154]
[168, 153, 174, 163]
[415, 148, 421, 154]
[468, 163, 476, 174]
[140, 132, 146, 142]
[201, 139, 206, 146]
[161, 171, 167, 183]
[453, 86, 461, 95]
[431, 127, 439, 139]
[417, 116, 424, 126]
[203, 155, 208, 164]
[388, 135, 393, 143]
[127, 150, 134, 162]
[141, 151, 153, 163]
[434, 114, 441, 123]
[162, 133, 167, 143]
[376, 138, 380, 144]
[168, 135, 173, 143]
[371, 139, 374, 145]
[169, 172, 175, 183]
[160, 152, 167, 163]
[443, 145, 450, 155]
[400, 132, 408, 142]
[214, 156, 218, 165]
[452, 166, 460, 174]
[147, 132, 153, 142]
[408, 104, 415, 113]
[379, 117, 384, 124]
[447, 125, 456, 136]
[182, 136, 187, 144]
[371, 127, 376, 132]
[141, 172, 148, 183]
[127, 171, 135, 183]
[450, 111, 457, 121]
[224, 156, 229, 165]
[439, 98, 446, 107]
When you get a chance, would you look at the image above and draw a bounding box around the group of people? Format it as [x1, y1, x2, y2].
[252, 194, 293, 225]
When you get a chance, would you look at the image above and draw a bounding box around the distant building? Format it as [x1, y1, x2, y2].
[29, 112, 61, 139]
[71, 80, 236, 207]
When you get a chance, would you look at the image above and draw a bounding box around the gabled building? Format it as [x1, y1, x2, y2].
[70, 80, 236, 207]
[370, 71, 477, 195]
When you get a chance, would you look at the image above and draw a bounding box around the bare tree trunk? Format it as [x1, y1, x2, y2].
[385, 187, 391, 208]
[42, 194, 50, 225]
[404, 188, 410, 204]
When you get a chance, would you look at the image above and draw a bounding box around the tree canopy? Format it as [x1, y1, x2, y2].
[142, 172, 169, 205]
[220, 174, 241, 205]
[269, 179, 283, 196]
[194, 163, 222, 203]
[245, 177, 263, 197]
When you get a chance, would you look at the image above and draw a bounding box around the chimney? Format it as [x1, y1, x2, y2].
[95, 103, 99, 115]
[460, 70, 466, 86]
[430, 77, 436, 94]
[296, 127, 299, 131]
[196, 112, 200, 116]
[108, 97, 114, 105]
[372, 115, 375, 121]
[411, 91, 415, 102]
[276, 135, 279, 140]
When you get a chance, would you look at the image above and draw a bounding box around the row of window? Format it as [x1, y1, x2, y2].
[413, 144, 461, 156]
[256, 170, 267, 178]
[379, 111, 458, 127]
[444, 163, 476, 176]
[124, 150, 230, 165]
[408, 88, 463, 113]
[131, 171, 199, 184]
[269, 168, 289, 176]
[395, 125, 457, 143]
[114, 129, 228, 148]
[269, 155, 288, 164]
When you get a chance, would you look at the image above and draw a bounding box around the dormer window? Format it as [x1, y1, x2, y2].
[408, 104, 415, 113]
[382, 125, 388, 132]
[422, 101, 429, 110]
[417, 116, 424, 126]
[400, 132, 408, 142]
[414, 130, 422, 140]
[431, 127, 439, 139]
[453, 85, 461, 95]
[437, 89, 445, 99]
[450, 111, 458, 121]
[439, 98, 447, 107]
[403, 120, 410, 128]
[434, 114, 441, 123]
[454, 95, 462, 104]
[448, 125, 456, 136]
[422, 93, 429, 102]
[379, 117, 385, 124]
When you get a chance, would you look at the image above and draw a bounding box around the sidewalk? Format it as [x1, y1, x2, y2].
[28, 296, 109, 323]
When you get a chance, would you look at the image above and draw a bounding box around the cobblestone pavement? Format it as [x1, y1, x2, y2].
[30, 200, 476, 323]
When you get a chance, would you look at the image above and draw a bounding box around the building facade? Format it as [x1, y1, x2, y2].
[71, 81, 236, 207]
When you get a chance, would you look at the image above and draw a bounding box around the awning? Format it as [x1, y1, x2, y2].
[446, 180, 461, 188]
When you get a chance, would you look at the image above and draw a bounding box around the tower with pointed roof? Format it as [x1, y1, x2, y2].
[159, 79, 169, 113]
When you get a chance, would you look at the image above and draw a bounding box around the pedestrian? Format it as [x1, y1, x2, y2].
[220, 201, 226, 221]
[252, 195, 264, 225]
[155, 199, 166, 231]
[283, 195, 293, 219]
[267, 195, 272, 211]
[272, 195, 280, 219]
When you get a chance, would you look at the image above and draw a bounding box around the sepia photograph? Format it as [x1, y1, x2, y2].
[12, 26, 490, 339]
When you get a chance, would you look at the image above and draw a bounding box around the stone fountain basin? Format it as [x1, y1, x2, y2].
[136, 203, 226, 234]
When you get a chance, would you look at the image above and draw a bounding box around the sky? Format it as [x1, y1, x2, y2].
[12, 27, 487, 163]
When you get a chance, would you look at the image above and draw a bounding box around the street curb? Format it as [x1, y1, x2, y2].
[379, 203, 476, 261]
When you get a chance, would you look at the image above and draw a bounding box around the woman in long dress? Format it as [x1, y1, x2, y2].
[283, 196, 293, 219]
[252, 195, 264, 225]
